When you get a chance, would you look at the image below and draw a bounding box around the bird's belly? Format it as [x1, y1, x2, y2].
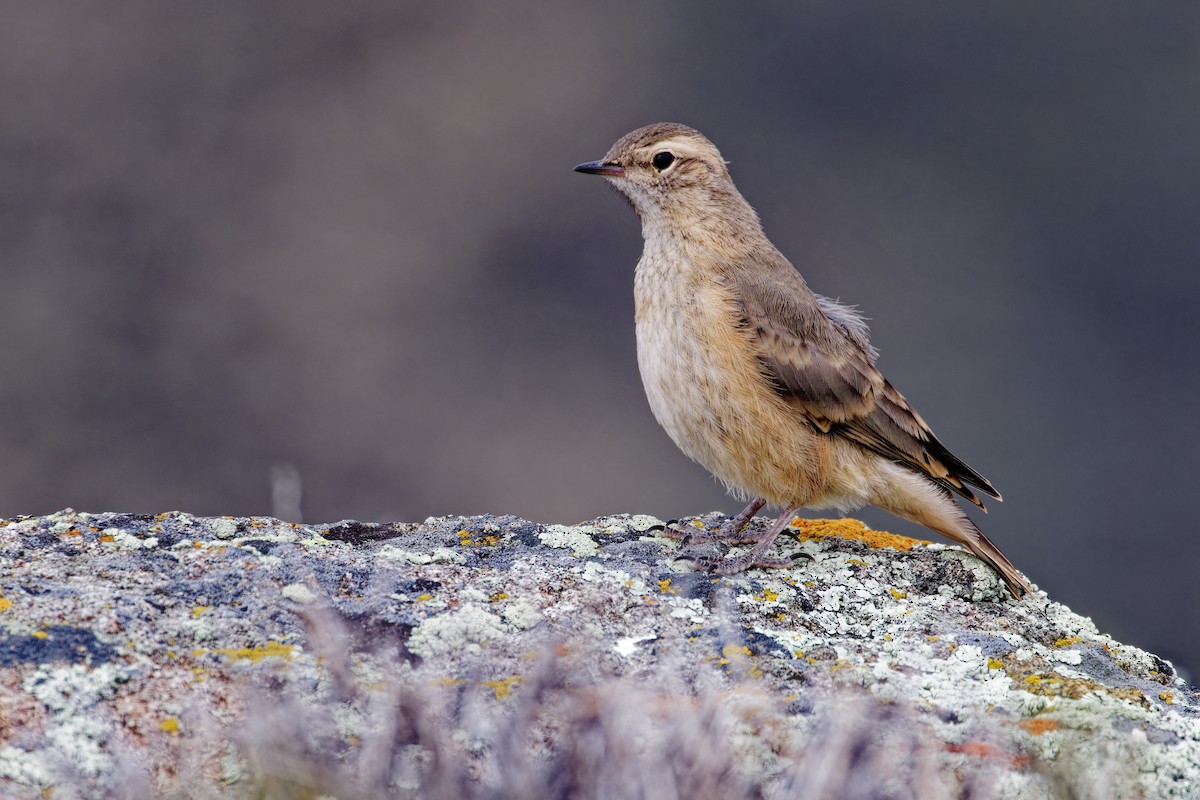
[634, 287, 836, 507]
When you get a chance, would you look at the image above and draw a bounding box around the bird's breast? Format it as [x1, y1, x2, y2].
[632, 247, 828, 504]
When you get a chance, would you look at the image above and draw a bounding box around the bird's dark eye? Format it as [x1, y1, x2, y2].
[652, 151, 675, 171]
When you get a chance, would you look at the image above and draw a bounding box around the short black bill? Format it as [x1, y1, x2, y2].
[574, 160, 625, 177]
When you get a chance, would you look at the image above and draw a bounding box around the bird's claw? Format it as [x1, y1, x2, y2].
[662, 518, 758, 544]
[673, 550, 805, 575]
[707, 553, 794, 574]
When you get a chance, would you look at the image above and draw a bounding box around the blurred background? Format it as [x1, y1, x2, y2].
[3, 2, 1197, 677]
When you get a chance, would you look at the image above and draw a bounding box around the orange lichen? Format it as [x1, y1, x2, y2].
[1019, 718, 1059, 736]
[945, 742, 1029, 768]
[946, 741, 1003, 759]
[789, 518, 929, 551]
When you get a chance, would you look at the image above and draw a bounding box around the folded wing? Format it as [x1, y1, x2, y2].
[726, 260, 1000, 507]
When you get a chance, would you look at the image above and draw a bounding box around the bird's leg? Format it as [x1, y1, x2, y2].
[664, 497, 766, 543]
[708, 507, 804, 574]
[721, 496, 767, 537]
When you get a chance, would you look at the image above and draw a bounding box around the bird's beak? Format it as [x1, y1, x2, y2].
[574, 160, 625, 177]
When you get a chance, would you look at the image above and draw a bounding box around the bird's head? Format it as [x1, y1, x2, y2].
[574, 123, 747, 231]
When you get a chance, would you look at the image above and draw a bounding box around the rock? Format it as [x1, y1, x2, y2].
[0, 510, 1195, 798]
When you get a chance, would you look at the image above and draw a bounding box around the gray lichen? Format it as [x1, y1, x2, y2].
[0, 509, 1195, 798]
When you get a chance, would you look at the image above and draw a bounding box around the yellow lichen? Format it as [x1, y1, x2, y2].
[458, 529, 501, 547]
[1053, 637, 1084, 647]
[205, 642, 296, 663]
[789, 518, 929, 551]
[716, 645, 752, 666]
[191, 606, 212, 618]
[1159, 691, 1175, 704]
[415, 593, 434, 602]
[160, 717, 181, 734]
[987, 658, 1003, 671]
[32, 630, 48, 640]
[1017, 671, 1148, 707]
[489, 592, 509, 602]
[483, 676, 522, 700]
[889, 588, 907, 600]
[0, 595, 11, 613]
[714, 645, 763, 678]
[658, 579, 676, 594]
[756, 588, 780, 603]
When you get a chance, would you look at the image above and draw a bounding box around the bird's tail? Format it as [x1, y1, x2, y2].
[951, 516, 1034, 599]
[873, 468, 1033, 599]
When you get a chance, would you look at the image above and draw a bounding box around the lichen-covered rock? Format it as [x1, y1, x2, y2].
[0, 510, 1195, 798]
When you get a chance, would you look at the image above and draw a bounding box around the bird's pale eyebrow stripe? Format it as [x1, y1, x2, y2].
[645, 138, 710, 159]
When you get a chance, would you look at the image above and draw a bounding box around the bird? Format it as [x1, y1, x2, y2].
[574, 122, 1032, 599]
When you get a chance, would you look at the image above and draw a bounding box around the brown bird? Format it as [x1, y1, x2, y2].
[574, 122, 1032, 599]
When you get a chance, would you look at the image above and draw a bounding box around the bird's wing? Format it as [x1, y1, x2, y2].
[725, 262, 999, 506]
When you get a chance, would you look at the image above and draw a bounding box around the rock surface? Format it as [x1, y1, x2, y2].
[0, 509, 1196, 798]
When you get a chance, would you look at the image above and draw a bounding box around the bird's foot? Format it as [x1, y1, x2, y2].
[661, 497, 767, 544]
[663, 519, 758, 544]
[677, 506, 805, 576]
[706, 552, 796, 574]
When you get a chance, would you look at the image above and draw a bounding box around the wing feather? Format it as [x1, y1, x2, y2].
[724, 255, 999, 506]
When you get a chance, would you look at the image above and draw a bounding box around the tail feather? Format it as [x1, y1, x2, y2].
[872, 464, 1032, 599]
[955, 516, 1033, 599]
